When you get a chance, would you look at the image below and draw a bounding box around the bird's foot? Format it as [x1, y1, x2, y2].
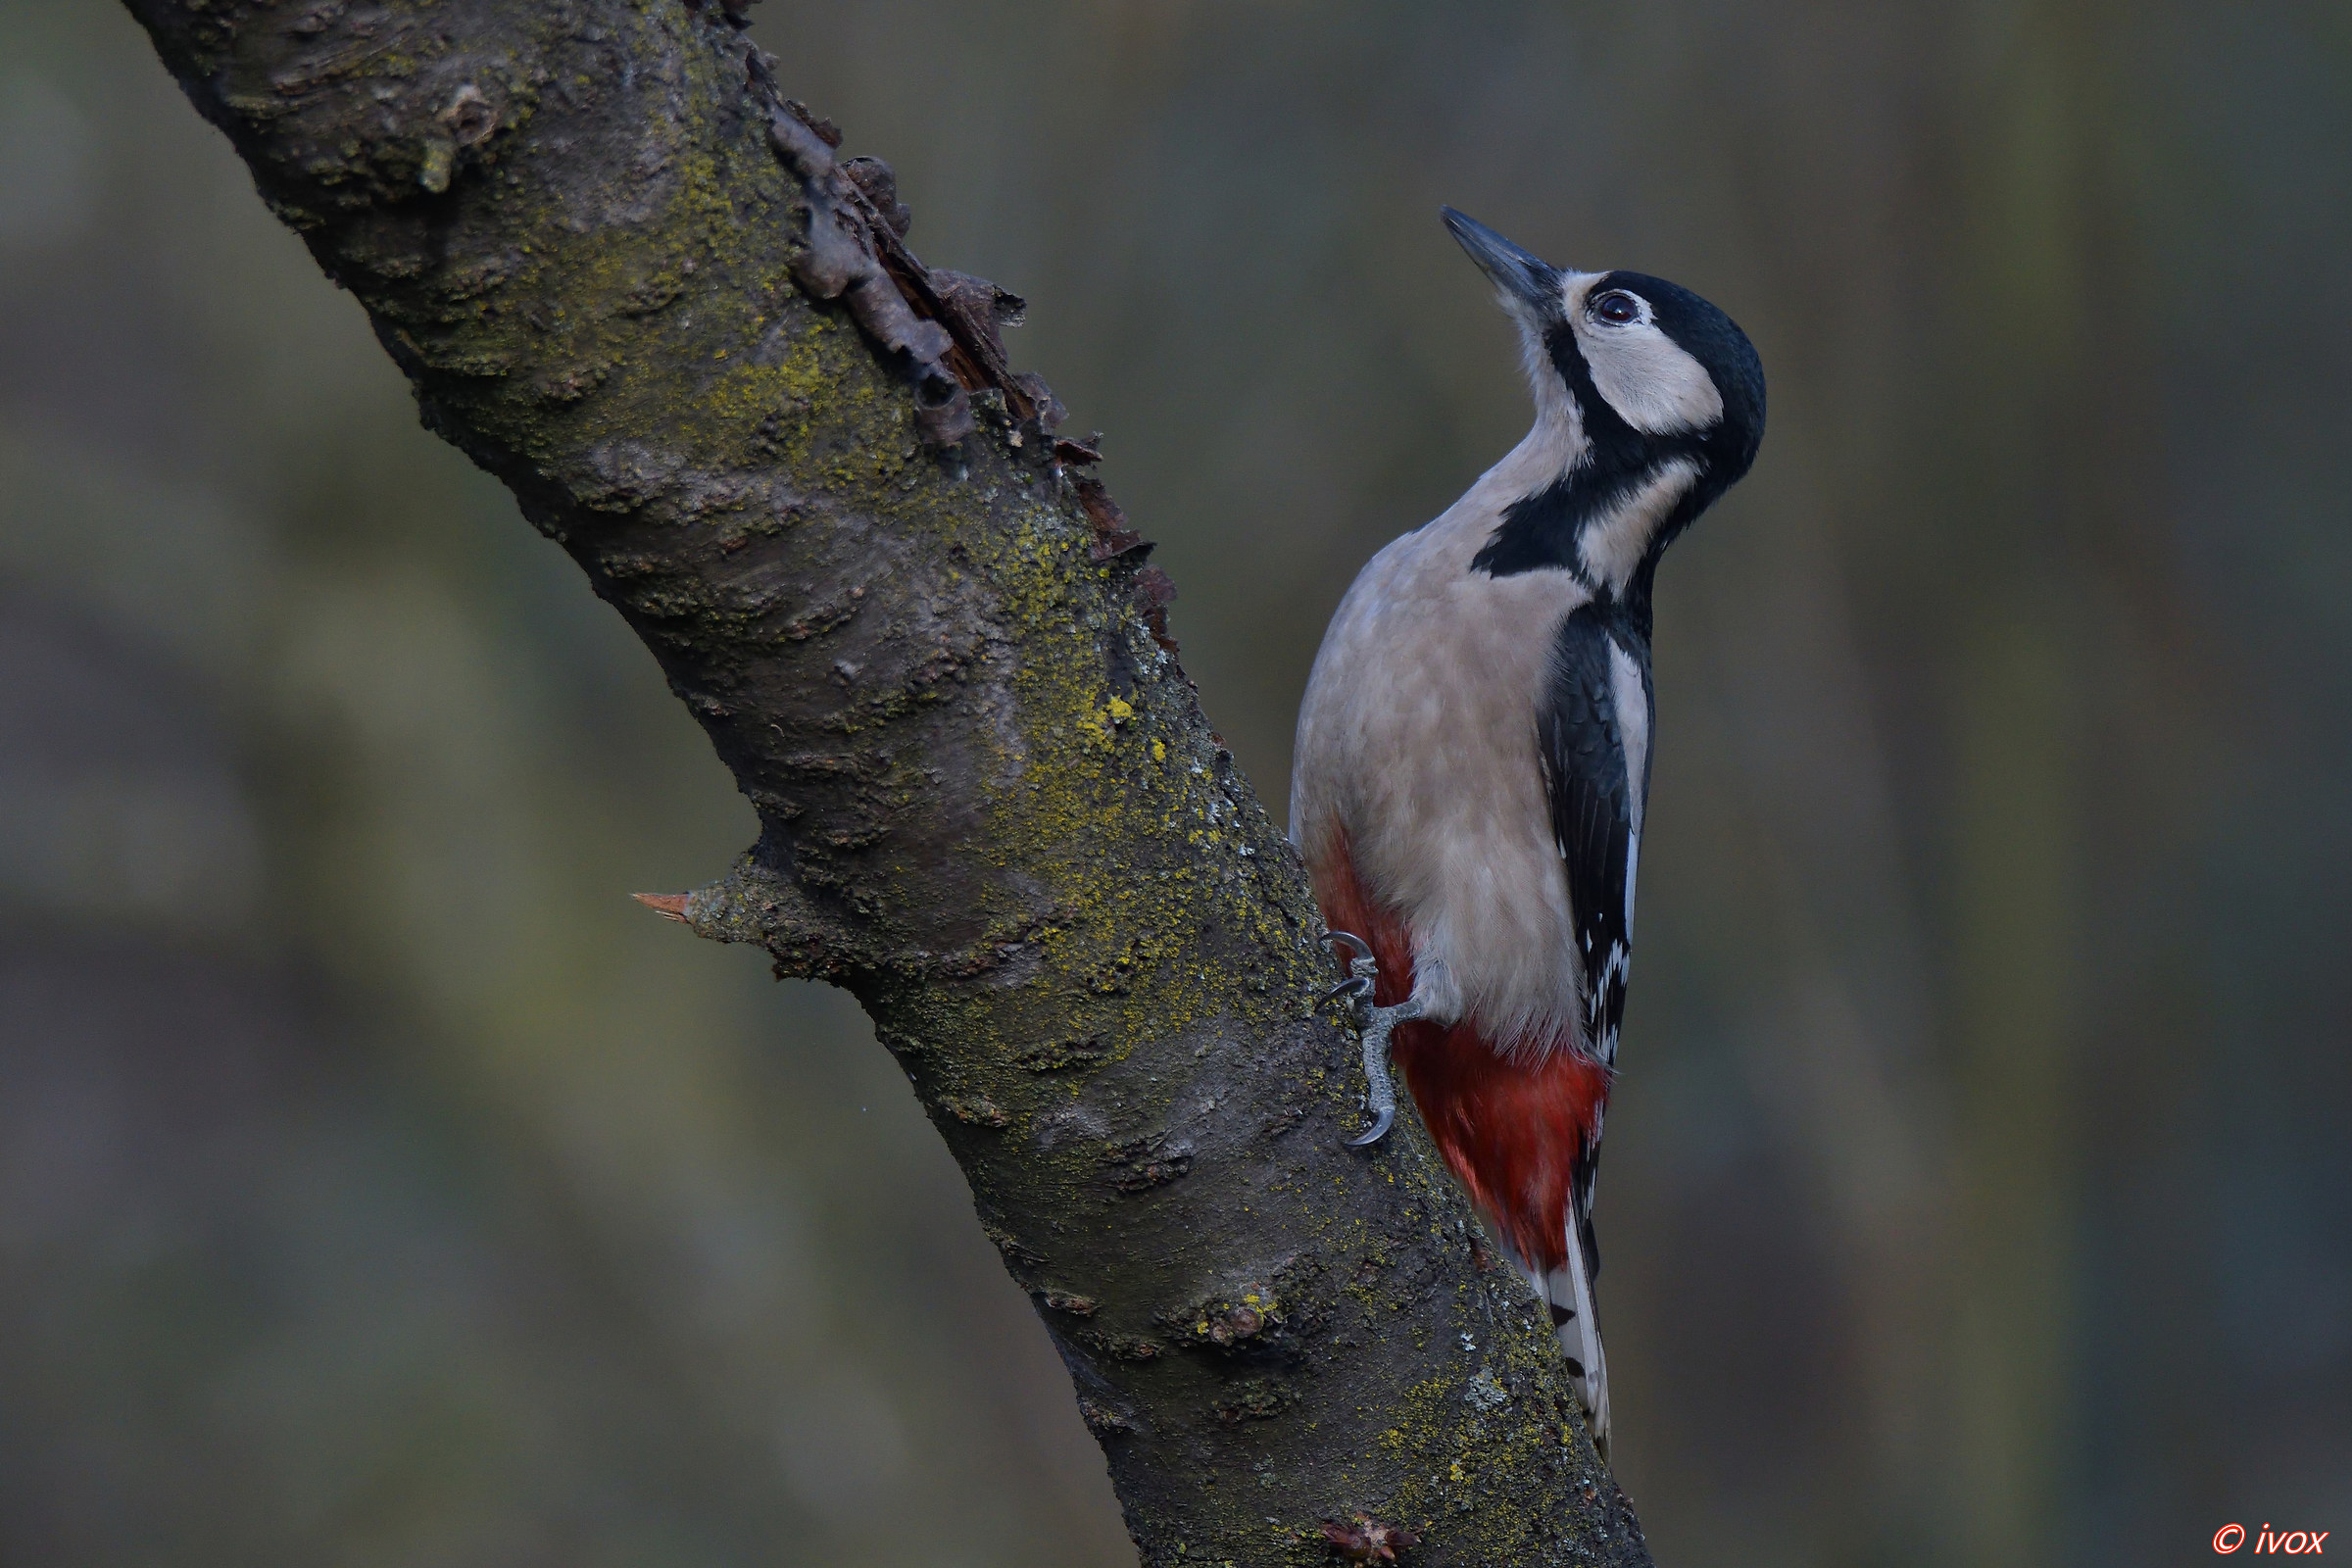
[1345, 993, 1425, 1146]
[1320, 933, 1425, 1147]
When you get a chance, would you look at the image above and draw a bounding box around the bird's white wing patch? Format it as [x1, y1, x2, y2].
[1607, 634, 1649, 933]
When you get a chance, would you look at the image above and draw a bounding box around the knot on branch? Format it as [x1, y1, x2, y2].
[1167, 1274, 1298, 1355]
[1320, 1514, 1422, 1563]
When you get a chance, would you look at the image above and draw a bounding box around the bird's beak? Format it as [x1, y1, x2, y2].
[1441, 207, 1561, 317]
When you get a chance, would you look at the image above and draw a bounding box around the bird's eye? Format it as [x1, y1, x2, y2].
[1591, 290, 1642, 325]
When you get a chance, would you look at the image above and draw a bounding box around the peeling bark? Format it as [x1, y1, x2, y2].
[121, 3, 1653, 1562]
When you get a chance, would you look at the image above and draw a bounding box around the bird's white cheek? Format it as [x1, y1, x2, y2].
[1582, 322, 1723, 435]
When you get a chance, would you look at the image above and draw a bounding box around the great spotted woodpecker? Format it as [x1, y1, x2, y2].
[1291, 210, 1764, 1452]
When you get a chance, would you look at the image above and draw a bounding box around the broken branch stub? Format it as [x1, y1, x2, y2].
[118, 1, 1654, 1562]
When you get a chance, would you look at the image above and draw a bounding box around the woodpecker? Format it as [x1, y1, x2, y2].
[1291, 210, 1764, 1452]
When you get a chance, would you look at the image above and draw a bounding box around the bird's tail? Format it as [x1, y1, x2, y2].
[1534, 1219, 1611, 1457]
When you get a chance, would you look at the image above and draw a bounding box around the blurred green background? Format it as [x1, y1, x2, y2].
[1, 2, 2346, 1564]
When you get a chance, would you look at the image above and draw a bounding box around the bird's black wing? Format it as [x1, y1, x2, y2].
[1534, 603, 1651, 1396]
[1537, 604, 1651, 1074]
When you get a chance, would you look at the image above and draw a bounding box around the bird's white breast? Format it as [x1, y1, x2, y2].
[1292, 466, 1592, 1054]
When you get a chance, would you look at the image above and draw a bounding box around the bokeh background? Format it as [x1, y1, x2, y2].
[2, 2, 2346, 1564]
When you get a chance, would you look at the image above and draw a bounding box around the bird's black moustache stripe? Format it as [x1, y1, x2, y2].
[1469, 322, 1714, 601]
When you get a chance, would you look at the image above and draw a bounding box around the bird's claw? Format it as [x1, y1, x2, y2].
[1318, 931, 1380, 1029]
[1320, 931, 1421, 1148]
[1319, 974, 1373, 1008]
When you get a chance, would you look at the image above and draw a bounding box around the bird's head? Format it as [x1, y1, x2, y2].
[1443, 207, 1764, 605]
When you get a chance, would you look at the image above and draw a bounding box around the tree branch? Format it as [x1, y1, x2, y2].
[122, 3, 1651, 1562]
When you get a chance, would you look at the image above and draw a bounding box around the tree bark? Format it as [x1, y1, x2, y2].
[122, 3, 1651, 1562]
